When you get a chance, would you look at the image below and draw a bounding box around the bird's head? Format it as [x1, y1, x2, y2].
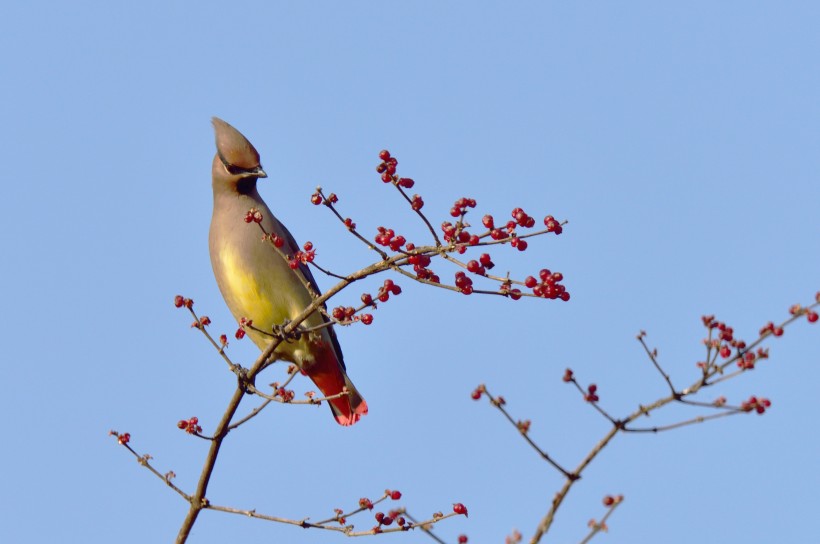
[211, 117, 267, 191]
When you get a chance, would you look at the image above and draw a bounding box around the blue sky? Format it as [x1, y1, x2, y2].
[1, 2, 818, 543]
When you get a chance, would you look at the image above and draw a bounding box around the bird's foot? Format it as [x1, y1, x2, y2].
[271, 320, 302, 342]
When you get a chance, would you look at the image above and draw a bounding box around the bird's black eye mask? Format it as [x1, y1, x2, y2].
[218, 151, 261, 177]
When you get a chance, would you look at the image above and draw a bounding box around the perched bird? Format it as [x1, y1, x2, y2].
[208, 117, 367, 426]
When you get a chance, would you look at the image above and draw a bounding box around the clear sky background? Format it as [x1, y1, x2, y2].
[1, 3, 818, 543]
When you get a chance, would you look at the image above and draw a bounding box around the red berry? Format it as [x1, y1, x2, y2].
[390, 490, 402, 500]
[509, 288, 522, 300]
[808, 311, 818, 323]
[379, 150, 391, 161]
[482, 215, 494, 229]
[361, 314, 374, 325]
[524, 276, 537, 288]
[174, 295, 185, 308]
[310, 193, 322, 205]
[453, 503, 468, 517]
[458, 536, 468, 544]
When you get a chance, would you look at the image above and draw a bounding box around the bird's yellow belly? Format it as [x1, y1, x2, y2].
[217, 246, 317, 364]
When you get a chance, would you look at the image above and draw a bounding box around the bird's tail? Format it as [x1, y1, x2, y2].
[305, 349, 368, 426]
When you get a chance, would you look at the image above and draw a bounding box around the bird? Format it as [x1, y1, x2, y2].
[208, 117, 368, 426]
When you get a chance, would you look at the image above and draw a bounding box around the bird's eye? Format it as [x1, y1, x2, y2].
[218, 152, 251, 176]
[225, 163, 246, 175]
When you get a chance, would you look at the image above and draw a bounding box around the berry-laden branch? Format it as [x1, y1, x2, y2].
[109, 430, 468, 536]
[302, 149, 570, 312]
[473, 295, 818, 543]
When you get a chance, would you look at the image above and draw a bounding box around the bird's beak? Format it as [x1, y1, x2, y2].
[255, 168, 267, 178]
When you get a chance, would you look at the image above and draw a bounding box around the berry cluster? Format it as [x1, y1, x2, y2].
[173, 295, 194, 309]
[736, 347, 769, 370]
[330, 279, 402, 327]
[288, 241, 316, 269]
[524, 269, 569, 301]
[274, 387, 295, 402]
[470, 384, 486, 400]
[374, 227, 407, 251]
[759, 321, 785, 337]
[191, 315, 211, 329]
[109, 430, 131, 445]
[373, 502, 408, 532]
[740, 396, 772, 414]
[454, 271, 474, 295]
[789, 303, 819, 323]
[243, 208, 264, 224]
[234, 317, 253, 340]
[177, 416, 202, 434]
[407, 245, 440, 283]
[441, 217, 479, 249]
[449, 197, 478, 218]
[483, 208, 563, 244]
[466, 253, 494, 276]
[310, 191, 338, 206]
[376, 150, 414, 188]
[584, 384, 599, 403]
